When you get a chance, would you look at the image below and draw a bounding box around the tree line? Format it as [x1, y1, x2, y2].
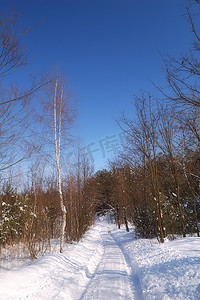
[93, 94, 200, 242]
[0, 155, 95, 260]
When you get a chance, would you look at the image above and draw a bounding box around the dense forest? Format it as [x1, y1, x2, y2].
[1, 1, 200, 265]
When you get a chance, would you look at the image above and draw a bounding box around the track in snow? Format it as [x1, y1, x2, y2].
[0, 220, 143, 300]
[80, 225, 141, 300]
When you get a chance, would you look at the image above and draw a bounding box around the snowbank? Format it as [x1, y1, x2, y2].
[112, 228, 200, 300]
[0, 224, 104, 300]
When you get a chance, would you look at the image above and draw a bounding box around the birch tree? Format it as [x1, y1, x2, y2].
[53, 77, 66, 253]
[41, 74, 73, 253]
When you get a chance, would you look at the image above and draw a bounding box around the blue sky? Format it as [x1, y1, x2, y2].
[1, 0, 192, 170]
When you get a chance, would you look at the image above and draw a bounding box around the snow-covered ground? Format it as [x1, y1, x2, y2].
[0, 217, 200, 299]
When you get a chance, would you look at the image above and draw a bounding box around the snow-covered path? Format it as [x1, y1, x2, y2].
[80, 231, 135, 299]
[1, 217, 200, 299]
[0, 219, 140, 300]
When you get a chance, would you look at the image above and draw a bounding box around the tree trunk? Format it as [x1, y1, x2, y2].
[58, 170, 66, 253]
[54, 77, 67, 253]
[170, 157, 186, 238]
[124, 213, 129, 232]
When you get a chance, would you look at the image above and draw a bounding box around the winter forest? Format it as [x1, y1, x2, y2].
[1, 0, 200, 287]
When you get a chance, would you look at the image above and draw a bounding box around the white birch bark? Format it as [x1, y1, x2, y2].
[53, 77, 67, 253]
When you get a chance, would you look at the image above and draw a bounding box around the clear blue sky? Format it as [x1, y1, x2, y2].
[1, 0, 192, 170]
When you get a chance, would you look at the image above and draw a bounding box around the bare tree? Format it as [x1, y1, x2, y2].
[158, 107, 186, 237]
[111, 167, 130, 232]
[159, 1, 200, 108]
[40, 73, 73, 253]
[0, 8, 45, 173]
[119, 94, 166, 242]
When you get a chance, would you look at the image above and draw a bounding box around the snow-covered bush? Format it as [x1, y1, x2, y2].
[0, 183, 35, 245]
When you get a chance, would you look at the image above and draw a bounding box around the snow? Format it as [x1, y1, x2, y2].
[0, 217, 200, 299]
